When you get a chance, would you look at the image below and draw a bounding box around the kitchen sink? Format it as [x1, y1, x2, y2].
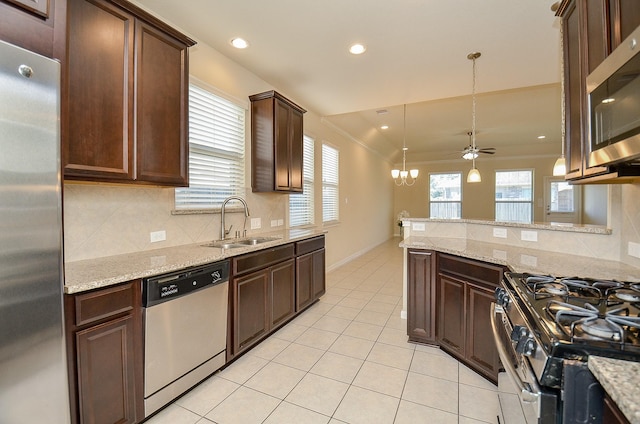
[204, 236, 280, 249]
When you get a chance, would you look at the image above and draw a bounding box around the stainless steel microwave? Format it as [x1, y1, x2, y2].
[587, 24, 640, 167]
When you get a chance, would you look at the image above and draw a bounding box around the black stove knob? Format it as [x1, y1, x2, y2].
[522, 339, 537, 357]
[510, 325, 528, 342]
[495, 287, 511, 310]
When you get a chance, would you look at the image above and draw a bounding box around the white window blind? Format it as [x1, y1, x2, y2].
[289, 136, 315, 227]
[322, 144, 339, 223]
[175, 83, 245, 209]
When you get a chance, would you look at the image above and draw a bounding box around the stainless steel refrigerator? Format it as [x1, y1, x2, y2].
[0, 40, 70, 423]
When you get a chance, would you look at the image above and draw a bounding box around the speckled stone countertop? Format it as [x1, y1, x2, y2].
[400, 236, 639, 282]
[64, 228, 325, 294]
[403, 218, 612, 235]
[589, 357, 640, 424]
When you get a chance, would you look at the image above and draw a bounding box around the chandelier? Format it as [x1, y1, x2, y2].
[467, 52, 482, 183]
[391, 104, 419, 186]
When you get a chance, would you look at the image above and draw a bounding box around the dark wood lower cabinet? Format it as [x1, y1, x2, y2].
[603, 392, 630, 424]
[65, 280, 143, 424]
[295, 247, 326, 311]
[407, 249, 437, 344]
[233, 268, 270, 354]
[270, 259, 296, 328]
[406, 252, 504, 384]
[76, 315, 136, 424]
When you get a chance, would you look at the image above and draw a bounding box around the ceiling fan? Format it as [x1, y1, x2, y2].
[460, 131, 495, 160]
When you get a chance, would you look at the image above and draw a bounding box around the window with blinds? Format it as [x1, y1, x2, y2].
[322, 144, 339, 223]
[289, 136, 315, 227]
[175, 82, 245, 209]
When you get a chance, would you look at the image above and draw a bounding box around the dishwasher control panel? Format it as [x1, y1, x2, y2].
[143, 260, 230, 307]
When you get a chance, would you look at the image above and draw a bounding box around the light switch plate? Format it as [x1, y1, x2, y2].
[629, 241, 640, 259]
[251, 218, 261, 229]
[150, 230, 166, 243]
[493, 228, 507, 238]
[270, 220, 278, 227]
[521, 230, 538, 242]
[277, 219, 283, 226]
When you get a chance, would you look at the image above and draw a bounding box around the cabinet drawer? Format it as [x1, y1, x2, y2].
[438, 253, 504, 288]
[74, 282, 137, 327]
[233, 244, 295, 276]
[295, 235, 324, 256]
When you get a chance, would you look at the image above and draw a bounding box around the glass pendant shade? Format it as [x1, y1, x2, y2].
[410, 169, 419, 178]
[553, 156, 566, 176]
[467, 167, 481, 183]
[391, 169, 400, 178]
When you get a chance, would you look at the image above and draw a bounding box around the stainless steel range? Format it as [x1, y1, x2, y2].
[492, 272, 640, 424]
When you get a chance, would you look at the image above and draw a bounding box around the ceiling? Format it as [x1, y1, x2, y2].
[135, 0, 563, 163]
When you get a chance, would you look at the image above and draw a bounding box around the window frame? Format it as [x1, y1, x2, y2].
[494, 169, 534, 223]
[322, 143, 339, 224]
[174, 78, 247, 211]
[289, 135, 315, 227]
[428, 172, 462, 219]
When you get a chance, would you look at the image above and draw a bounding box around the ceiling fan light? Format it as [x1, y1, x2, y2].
[467, 167, 481, 183]
[462, 151, 478, 160]
[391, 169, 400, 179]
[410, 169, 419, 179]
[553, 156, 566, 176]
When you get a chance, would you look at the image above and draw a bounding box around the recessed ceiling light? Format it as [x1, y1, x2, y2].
[380, 125, 389, 130]
[537, 135, 546, 140]
[376, 109, 388, 115]
[231, 38, 249, 49]
[349, 43, 366, 55]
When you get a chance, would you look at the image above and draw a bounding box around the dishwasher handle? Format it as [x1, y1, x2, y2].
[143, 260, 230, 307]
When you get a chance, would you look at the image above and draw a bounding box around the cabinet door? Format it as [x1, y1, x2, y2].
[466, 283, 499, 384]
[135, 21, 189, 186]
[407, 250, 436, 344]
[274, 99, 292, 191]
[437, 274, 466, 357]
[296, 252, 313, 311]
[0, 0, 60, 58]
[271, 259, 296, 328]
[610, 0, 640, 49]
[233, 269, 270, 354]
[311, 248, 326, 299]
[288, 107, 304, 192]
[64, 0, 135, 181]
[563, 2, 584, 179]
[76, 315, 136, 424]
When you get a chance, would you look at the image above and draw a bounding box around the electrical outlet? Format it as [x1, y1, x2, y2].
[277, 219, 283, 226]
[629, 241, 640, 259]
[520, 254, 538, 267]
[520, 230, 538, 242]
[493, 228, 507, 238]
[150, 230, 166, 243]
[251, 218, 261, 229]
[492, 249, 507, 260]
[412, 222, 426, 231]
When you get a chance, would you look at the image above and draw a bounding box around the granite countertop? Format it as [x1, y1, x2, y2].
[400, 236, 640, 282]
[64, 228, 325, 294]
[589, 357, 640, 424]
[402, 218, 612, 235]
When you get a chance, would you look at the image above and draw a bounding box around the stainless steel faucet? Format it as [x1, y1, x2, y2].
[220, 196, 250, 240]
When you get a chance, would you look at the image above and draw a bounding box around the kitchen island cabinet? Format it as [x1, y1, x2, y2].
[64, 280, 143, 424]
[407, 249, 437, 344]
[437, 253, 504, 384]
[250, 90, 306, 193]
[62, 0, 195, 186]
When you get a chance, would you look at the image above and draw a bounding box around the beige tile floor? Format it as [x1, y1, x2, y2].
[145, 238, 500, 424]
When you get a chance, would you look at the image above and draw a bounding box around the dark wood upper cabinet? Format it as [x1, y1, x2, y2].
[0, 0, 65, 59]
[250, 90, 306, 193]
[558, 0, 640, 183]
[62, 0, 194, 186]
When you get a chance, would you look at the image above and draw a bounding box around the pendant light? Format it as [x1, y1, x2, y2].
[467, 52, 482, 183]
[391, 104, 419, 186]
[553, 21, 567, 176]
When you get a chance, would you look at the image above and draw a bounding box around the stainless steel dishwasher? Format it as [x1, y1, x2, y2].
[143, 260, 230, 417]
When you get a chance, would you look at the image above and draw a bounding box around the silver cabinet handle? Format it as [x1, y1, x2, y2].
[490, 302, 540, 403]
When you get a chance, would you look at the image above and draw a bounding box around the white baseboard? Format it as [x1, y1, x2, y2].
[326, 237, 395, 272]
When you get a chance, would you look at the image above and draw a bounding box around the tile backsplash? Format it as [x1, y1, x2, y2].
[63, 183, 286, 262]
